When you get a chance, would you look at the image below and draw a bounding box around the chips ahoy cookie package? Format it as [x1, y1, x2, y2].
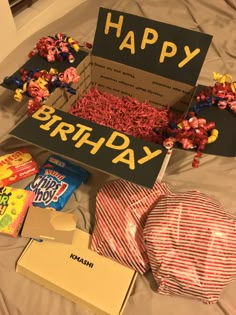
[9, 7, 212, 189]
[25, 155, 90, 211]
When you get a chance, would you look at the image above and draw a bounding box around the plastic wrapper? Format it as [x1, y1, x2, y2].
[0, 148, 38, 186]
[91, 179, 171, 274]
[143, 191, 236, 303]
[26, 155, 90, 210]
[0, 186, 35, 237]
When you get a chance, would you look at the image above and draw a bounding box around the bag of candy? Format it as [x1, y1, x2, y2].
[0, 186, 35, 237]
[0, 148, 38, 186]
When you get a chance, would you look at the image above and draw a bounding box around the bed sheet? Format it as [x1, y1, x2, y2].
[0, 1, 236, 315]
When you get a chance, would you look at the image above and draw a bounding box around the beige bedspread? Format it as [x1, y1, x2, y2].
[0, 1, 236, 314]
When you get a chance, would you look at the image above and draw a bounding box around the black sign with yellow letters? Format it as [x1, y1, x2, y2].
[92, 8, 212, 86]
[10, 105, 168, 188]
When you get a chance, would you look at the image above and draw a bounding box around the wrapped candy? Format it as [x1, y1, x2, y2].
[4, 67, 79, 115]
[194, 72, 236, 114]
[154, 112, 219, 168]
[28, 33, 80, 63]
[143, 191, 236, 303]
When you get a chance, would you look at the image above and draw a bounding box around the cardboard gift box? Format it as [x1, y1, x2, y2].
[16, 228, 137, 315]
[8, 8, 212, 188]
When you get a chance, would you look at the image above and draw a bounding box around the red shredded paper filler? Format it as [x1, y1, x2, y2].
[69, 87, 183, 143]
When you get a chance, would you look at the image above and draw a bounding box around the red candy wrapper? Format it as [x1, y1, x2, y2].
[91, 179, 171, 274]
[0, 149, 38, 186]
[143, 191, 236, 303]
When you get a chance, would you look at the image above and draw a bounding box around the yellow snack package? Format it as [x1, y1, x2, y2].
[0, 148, 39, 186]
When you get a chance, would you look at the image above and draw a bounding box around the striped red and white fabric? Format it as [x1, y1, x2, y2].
[143, 191, 236, 303]
[91, 179, 171, 274]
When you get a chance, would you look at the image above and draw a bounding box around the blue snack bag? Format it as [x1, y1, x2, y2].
[25, 155, 90, 210]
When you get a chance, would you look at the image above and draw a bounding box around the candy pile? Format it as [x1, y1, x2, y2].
[194, 72, 236, 114]
[69, 87, 183, 143]
[4, 67, 80, 114]
[153, 71, 236, 166]
[28, 33, 92, 62]
[0, 149, 90, 236]
[28, 33, 80, 63]
[154, 112, 219, 167]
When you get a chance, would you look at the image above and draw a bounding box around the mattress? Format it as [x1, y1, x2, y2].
[0, 0, 236, 314]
